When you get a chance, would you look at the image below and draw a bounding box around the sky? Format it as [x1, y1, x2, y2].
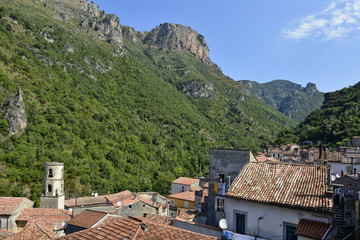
[92, 0, 360, 93]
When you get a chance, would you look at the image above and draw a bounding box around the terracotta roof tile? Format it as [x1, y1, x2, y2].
[226, 163, 333, 212]
[142, 214, 172, 225]
[176, 208, 198, 221]
[67, 210, 107, 229]
[64, 196, 106, 208]
[16, 208, 72, 230]
[0, 197, 26, 215]
[105, 190, 134, 207]
[58, 216, 217, 240]
[65, 190, 134, 208]
[0, 229, 13, 239]
[172, 177, 199, 185]
[17, 208, 71, 221]
[295, 219, 331, 240]
[6, 224, 57, 240]
[167, 190, 195, 202]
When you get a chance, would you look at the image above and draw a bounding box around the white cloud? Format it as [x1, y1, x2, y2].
[284, 0, 360, 40]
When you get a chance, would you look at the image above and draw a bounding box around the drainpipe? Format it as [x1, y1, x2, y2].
[257, 216, 263, 237]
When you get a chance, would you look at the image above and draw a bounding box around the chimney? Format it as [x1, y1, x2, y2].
[326, 167, 333, 198]
[141, 223, 149, 232]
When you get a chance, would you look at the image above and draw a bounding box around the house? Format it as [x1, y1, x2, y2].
[133, 192, 169, 216]
[58, 216, 218, 239]
[225, 163, 334, 239]
[255, 154, 279, 164]
[168, 190, 196, 217]
[5, 224, 57, 240]
[65, 190, 169, 218]
[64, 190, 133, 214]
[207, 148, 256, 226]
[333, 174, 360, 236]
[171, 177, 199, 195]
[65, 209, 121, 234]
[0, 197, 34, 231]
[269, 148, 283, 160]
[15, 208, 71, 236]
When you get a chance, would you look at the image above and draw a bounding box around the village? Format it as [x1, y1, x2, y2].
[1, 137, 360, 240]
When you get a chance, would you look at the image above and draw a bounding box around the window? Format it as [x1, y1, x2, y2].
[48, 169, 53, 178]
[215, 197, 224, 211]
[48, 184, 52, 193]
[184, 201, 189, 208]
[128, 205, 132, 209]
[181, 186, 185, 192]
[170, 199, 175, 207]
[283, 223, 298, 240]
[235, 213, 246, 234]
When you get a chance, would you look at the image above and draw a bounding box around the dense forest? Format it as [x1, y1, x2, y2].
[0, 0, 295, 206]
[276, 82, 360, 147]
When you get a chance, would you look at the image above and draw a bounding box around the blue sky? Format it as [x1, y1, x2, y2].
[92, 0, 360, 93]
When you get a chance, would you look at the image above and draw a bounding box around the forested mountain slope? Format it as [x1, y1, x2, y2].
[0, 0, 295, 205]
[276, 82, 360, 146]
[239, 80, 324, 122]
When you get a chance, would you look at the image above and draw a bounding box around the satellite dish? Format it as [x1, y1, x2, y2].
[61, 221, 66, 227]
[117, 201, 122, 206]
[219, 218, 228, 230]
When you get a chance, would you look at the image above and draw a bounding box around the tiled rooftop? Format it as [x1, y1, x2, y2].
[0, 229, 13, 239]
[226, 163, 333, 212]
[168, 190, 195, 202]
[0, 197, 26, 215]
[295, 219, 331, 240]
[6, 224, 57, 240]
[17, 208, 71, 221]
[172, 177, 199, 186]
[65, 190, 134, 208]
[58, 216, 217, 240]
[176, 208, 198, 221]
[105, 190, 134, 207]
[67, 210, 107, 229]
[65, 195, 107, 208]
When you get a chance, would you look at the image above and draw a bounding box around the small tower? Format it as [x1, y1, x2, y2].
[40, 162, 65, 209]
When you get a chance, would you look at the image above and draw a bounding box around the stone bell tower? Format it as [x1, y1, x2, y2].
[40, 162, 65, 209]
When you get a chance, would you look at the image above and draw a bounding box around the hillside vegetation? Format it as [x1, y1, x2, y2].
[276, 82, 360, 146]
[239, 80, 324, 122]
[0, 0, 295, 205]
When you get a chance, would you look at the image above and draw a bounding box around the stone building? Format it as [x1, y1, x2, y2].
[0, 197, 34, 231]
[206, 148, 256, 227]
[40, 162, 65, 209]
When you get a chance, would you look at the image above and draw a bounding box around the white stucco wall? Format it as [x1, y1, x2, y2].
[327, 162, 360, 175]
[225, 197, 332, 239]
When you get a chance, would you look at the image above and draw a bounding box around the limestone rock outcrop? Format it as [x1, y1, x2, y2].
[1, 89, 27, 136]
[143, 23, 216, 68]
[182, 81, 218, 99]
[34, 0, 123, 47]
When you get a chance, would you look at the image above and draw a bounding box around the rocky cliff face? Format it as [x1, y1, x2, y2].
[142, 23, 216, 68]
[34, 0, 123, 47]
[0, 89, 27, 136]
[304, 82, 318, 95]
[182, 81, 218, 99]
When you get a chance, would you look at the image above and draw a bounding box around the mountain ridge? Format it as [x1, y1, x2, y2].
[0, 0, 295, 204]
[239, 79, 325, 122]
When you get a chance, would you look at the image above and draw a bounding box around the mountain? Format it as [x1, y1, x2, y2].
[239, 80, 325, 122]
[276, 82, 360, 146]
[0, 0, 295, 205]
